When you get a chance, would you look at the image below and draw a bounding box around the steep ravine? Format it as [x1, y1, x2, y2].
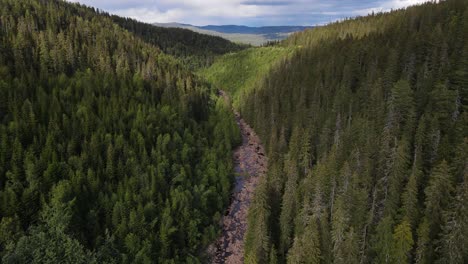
[210, 91, 268, 264]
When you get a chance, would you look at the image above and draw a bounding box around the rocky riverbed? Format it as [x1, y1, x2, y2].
[209, 91, 268, 264]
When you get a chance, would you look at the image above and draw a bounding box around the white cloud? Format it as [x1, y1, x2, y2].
[66, 0, 433, 26]
[388, 0, 432, 9]
[113, 7, 184, 24]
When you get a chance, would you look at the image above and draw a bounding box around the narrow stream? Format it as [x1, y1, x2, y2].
[210, 91, 268, 264]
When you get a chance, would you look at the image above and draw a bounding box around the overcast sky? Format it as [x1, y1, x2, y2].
[67, 0, 430, 26]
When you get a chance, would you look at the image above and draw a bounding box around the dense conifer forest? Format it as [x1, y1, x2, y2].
[67, 1, 245, 70]
[229, 0, 467, 263]
[108, 16, 245, 70]
[1, 0, 467, 263]
[0, 0, 241, 263]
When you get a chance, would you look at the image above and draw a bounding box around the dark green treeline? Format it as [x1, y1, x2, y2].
[108, 16, 245, 70]
[243, 0, 468, 263]
[0, 0, 240, 263]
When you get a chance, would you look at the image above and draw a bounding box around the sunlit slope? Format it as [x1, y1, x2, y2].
[199, 47, 295, 106]
[199, 2, 425, 108]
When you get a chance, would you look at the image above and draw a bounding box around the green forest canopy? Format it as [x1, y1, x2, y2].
[0, 0, 240, 263]
[235, 0, 468, 263]
[1, 0, 467, 263]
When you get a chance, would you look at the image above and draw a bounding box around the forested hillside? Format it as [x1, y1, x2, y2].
[222, 0, 467, 263]
[109, 16, 245, 70]
[0, 0, 240, 263]
[200, 46, 294, 107]
[31, 1, 244, 71]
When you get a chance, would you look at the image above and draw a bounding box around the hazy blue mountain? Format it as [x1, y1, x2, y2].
[153, 23, 312, 46]
[199, 25, 311, 34]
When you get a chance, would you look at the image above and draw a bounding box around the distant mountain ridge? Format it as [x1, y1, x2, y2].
[198, 25, 310, 34]
[153, 23, 312, 46]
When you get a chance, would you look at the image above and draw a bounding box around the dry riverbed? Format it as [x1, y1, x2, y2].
[208, 91, 268, 264]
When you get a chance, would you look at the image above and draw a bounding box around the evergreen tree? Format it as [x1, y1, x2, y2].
[286, 220, 321, 264]
[392, 220, 414, 264]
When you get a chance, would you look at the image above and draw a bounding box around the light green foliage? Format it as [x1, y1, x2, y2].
[199, 46, 295, 107]
[392, 220, 414, 263]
